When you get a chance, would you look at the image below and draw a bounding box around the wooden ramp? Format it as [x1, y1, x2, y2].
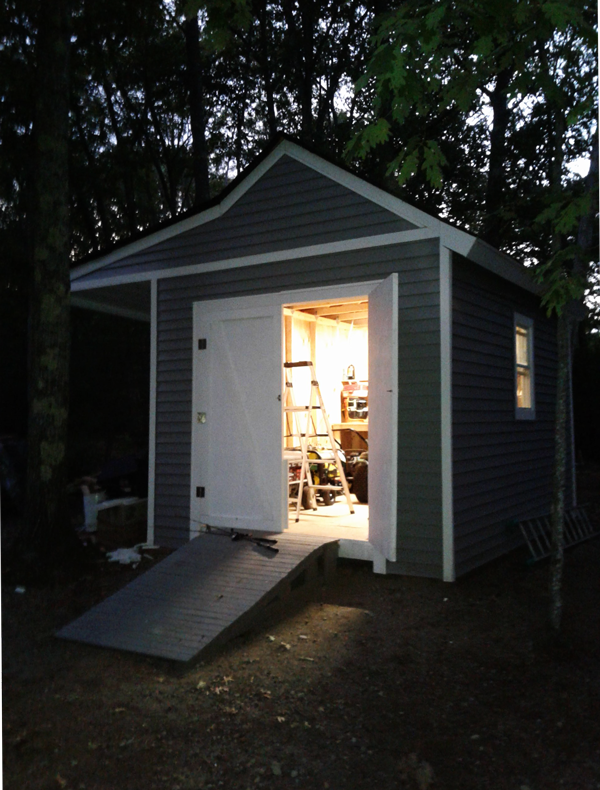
[57, 531, 338, 663]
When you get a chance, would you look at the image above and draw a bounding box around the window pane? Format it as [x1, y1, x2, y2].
[516, 368, 531, 409]
[516, 326, 529, 367]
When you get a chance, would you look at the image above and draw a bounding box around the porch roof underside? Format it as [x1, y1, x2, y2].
[71, 281, 151, 322]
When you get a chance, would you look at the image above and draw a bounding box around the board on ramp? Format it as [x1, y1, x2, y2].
[56, 531, 338, 663]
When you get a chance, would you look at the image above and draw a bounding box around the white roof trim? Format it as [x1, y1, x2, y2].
[71, 228, 439, 292]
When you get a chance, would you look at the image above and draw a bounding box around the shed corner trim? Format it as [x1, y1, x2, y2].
[440, 243, 455, 582]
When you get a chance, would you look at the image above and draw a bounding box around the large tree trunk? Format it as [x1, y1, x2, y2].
[548, 126, 597, 632]
[544, 99, 565, 627]
[184, 14, 210, 208]
[23, 0, 72, 566]
[549, 311, 569, 631]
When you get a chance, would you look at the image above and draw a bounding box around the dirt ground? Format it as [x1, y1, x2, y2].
[3, 468, 600, 790]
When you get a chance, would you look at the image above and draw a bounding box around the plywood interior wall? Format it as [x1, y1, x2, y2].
[284, 303, 368, 444]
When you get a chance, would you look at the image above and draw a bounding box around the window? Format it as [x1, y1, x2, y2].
[515, 314, 535, 419]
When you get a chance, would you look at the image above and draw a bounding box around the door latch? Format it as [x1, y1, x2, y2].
[197, 412, 206, 424]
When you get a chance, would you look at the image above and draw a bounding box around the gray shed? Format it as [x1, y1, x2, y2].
[70, 137, 574, 581]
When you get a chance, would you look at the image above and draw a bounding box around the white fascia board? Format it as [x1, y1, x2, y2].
[70, 228, 439, 292]
[146, 279, 157, 545]
[70, 145, 291, 282]
[439, 224, 476, 257]
[436, 225, 537, 295]
[70, 295, 150, 322]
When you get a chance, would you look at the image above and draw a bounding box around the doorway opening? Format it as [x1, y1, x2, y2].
[283, 296, 369, 543]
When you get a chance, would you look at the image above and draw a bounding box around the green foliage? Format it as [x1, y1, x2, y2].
[1, 0, 596, 290]
[534, 253, 587, 316]
[350, 0, 598, 311]
[421, 141, 447, 190]
[1, 0, 379, 261]
[352, 117, 390, 155]
[397, 150, 419, 184]
[535, 194, 594, 236]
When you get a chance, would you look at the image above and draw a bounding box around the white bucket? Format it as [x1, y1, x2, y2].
[83, 492, 107, 531]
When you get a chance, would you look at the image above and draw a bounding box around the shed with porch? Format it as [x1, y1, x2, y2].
[70, 137, 573, 581]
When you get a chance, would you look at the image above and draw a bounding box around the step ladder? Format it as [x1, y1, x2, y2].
[284, 361, 355, 522]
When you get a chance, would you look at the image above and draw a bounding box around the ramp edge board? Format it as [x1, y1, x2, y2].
[57, 532, 338, 662]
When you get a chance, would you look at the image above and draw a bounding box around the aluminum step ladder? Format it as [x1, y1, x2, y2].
[283, 360, 354, 522]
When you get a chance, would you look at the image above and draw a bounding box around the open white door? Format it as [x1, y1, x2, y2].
[368, 273, 398, 562]
[191, 303, 285, 533]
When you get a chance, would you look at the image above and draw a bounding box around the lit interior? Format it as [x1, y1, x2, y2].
[283, 296, 369, 536]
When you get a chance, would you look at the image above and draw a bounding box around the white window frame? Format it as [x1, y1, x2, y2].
[514, 313, 535, 420]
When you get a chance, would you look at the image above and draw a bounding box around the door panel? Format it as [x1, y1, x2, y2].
[368, 274, 398, 561]
[191, 304, 284, 532]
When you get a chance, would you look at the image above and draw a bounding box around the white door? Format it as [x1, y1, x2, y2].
[368, 273, 399, 561]
[190, 303, 285, 533]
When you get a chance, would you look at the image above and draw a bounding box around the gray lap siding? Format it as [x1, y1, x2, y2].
[83, 155, 416, 283]
[154, 238, 444, 578]
[452, 255, 567, 576]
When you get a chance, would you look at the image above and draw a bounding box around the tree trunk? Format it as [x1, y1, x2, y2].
[576, 129, 599, 260]
[549, 128, 599, 630]
[549, 311, 570, 631]
[101, 79, 139, 235]
[257, 0, 278, 137]
[23, 0, 72, 565]
[547, 103, 569, 631]
[73, 102, 111, 249]
[299, 0, 315, 142]
[481, 68, 512, 248]
[281, 0, 314, 143]
[184, 14, 210, 207]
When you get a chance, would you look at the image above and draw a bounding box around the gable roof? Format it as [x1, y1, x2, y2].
[70, 136, 539, 295]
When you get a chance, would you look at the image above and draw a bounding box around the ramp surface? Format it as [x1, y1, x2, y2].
[57, 532, 338, 662]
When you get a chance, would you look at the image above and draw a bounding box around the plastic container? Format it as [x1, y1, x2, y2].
[82, 491, 107, 531]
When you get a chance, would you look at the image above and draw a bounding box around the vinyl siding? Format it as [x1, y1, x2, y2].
[452, 255, 569, 576]
[79, 156, 416, 283]
[154, 238, 443, 578]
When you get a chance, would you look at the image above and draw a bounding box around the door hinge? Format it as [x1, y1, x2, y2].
[196, 486, 205, 498]
[198, 338, 207, 350]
